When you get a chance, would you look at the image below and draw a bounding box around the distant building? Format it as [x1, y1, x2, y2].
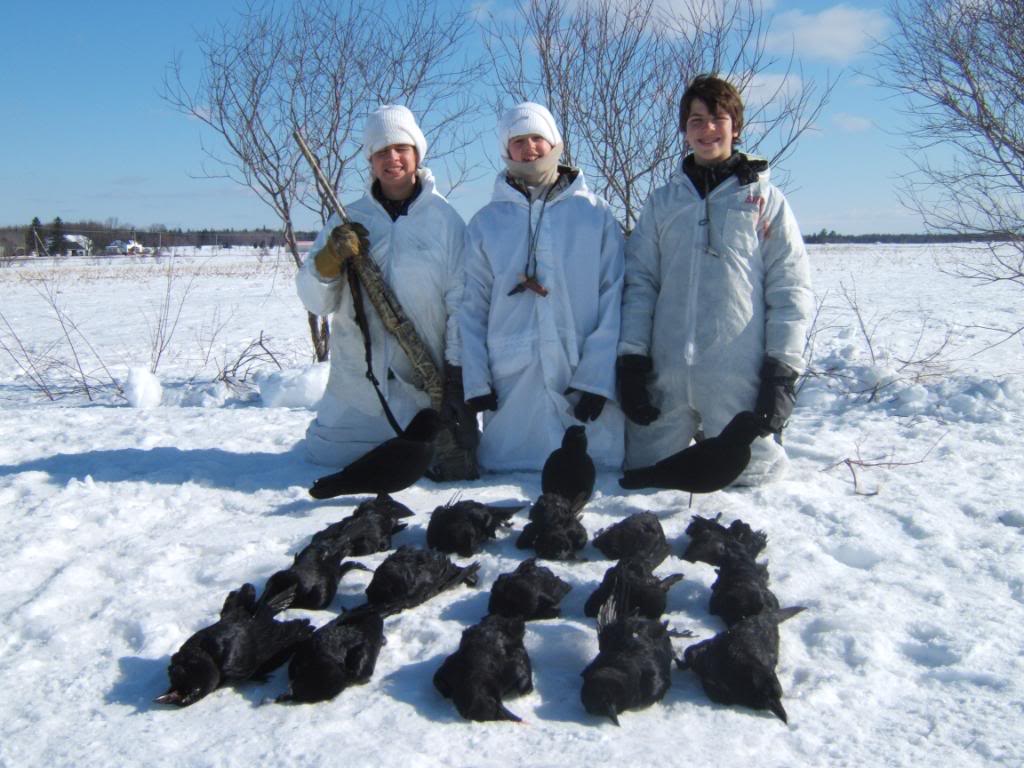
[48, 234, 93, 257]
[104, 239, 146, 255]
[65, 234, 92, 257]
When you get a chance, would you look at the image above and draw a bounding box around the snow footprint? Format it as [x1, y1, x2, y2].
[827, 542, 883, 570]
[900, 624, 960, 668]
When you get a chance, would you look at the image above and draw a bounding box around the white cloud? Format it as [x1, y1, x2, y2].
[832, 112, 874, 133]
[768, 4, 888, 63]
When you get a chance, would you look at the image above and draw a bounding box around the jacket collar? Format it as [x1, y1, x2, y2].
[491, 165, 586, 205]
[675, 152, 770, 197]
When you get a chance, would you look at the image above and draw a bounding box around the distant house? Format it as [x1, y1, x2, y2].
[48, 234, 93, 257]
[65, 234, 92, 257]
[104, 239, 146, 255]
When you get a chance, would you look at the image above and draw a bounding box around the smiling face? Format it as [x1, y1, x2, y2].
[684, 98, 738, 167]
[507, 134, 553, 162]
[370, 143, 418, 200]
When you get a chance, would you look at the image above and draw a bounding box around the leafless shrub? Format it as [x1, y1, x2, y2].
[215, 331, 283, 390]
[801, 281, 953, 404]
[144, 261, 197, 374]
[0, 282, 123, 402]
[823, 432, 947, 496]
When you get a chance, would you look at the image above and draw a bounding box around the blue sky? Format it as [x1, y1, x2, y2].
[1, 0, 922, 235]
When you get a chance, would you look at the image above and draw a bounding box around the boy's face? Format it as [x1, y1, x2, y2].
[371, 144, 418, 197]
[508, 134, 553, 162]
[684, 98, 737, 166]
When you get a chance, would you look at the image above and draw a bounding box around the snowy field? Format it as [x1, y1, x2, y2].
[0, 243, 1021, 767]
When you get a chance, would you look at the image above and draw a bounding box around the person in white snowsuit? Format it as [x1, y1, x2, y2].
[296, 105, 472, 472]
[617, 75, 813, 484]
[460, 102, 625, 471]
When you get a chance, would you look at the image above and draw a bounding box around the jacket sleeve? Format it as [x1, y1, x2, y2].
[458, 222, 494, 399]
[295, 213, 344, 317]
[760, 187, 813, 373]
[442, 211, 466, 367]
[568, 207, 624, 400]
[617, 195, 662, 357]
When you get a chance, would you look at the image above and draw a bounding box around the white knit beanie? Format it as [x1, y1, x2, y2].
[498, 102, 562, 160]
[362, 105, 428, 164]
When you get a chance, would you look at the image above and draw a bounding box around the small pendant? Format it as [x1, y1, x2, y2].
[508, 275, 548, 297]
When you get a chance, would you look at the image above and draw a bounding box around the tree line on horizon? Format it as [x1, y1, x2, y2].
[0, 218, 319, 258]
[1, 217, 1006, 260]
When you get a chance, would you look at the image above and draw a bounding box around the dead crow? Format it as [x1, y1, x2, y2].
[255, 542, 369, 613]
[488, 558, 572, 621]
[618, 411, 763, 493]
[349, 545, 479, 616]
[681, 513, 767, 566]
[434, 614, 533, 722]
[277, 611, 386, 704]
[592, 512, 671, 567]
[708, 542, 780, 626]
[584, 557, 684, 620]
[426, 498, 521, 557]
[679, 606, 805, 723]
[154, 583, 312, 707]
[580, 593, 677, 725]
[309, 408, 443, 500]
[516, 493, 588, 561]
[310, 497, 411, 556]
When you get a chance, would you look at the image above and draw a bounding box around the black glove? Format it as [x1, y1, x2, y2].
[572, 391, 605, 422]
[617, 355, 660, 425]
[754, 357, 799, 437]
[466, 389, 498, 413]
[440, 365, 479, 449]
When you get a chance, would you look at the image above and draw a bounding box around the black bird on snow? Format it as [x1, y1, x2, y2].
[583, 557, 684, 620]
[542, 425, 596, 511]
[309, 408, 444, 500]
[487, 557, 572, 621]
[310, 497, 412, 556]
[154, 583, 313, 707]
[618, 410, 763, 493]
[277, 610, 386, 704]
[592, 511, 671, 568]
[708, 541, 779, 627]
[255, 542, 369, 613]
[347, 545, 480, 616]
[679, 606, 805, 724]
[580, 592, 679, 725]
[516, 492, 588, 561]
[434, 614, 533, 722]
[426, 498, 522, 557]
[681, 513, 767, 566]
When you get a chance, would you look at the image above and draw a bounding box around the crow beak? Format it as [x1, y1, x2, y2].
[153, 690, 182, 705]
[498, 704, 522, 722]
[769, 698, 789, 724]
[605, 705, 620, 726]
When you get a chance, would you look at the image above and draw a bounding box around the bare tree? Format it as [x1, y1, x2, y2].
[872, 0, 1024, 304]
[484, 0, 834, 231]
[163, 0, 483, 360]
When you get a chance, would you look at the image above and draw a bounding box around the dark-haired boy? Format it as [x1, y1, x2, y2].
[617, 74, 812, 485]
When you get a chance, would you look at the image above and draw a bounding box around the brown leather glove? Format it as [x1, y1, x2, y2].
[314, 221, 370, 279]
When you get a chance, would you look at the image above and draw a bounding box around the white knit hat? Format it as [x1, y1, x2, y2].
[362, 105, 428, 164]
[498, 102, 562, 159]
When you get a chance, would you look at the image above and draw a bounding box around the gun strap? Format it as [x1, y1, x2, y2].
[345, 265, 404, 436]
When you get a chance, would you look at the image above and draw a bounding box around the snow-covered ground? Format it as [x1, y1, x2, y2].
[1, 244, 1021, 767]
